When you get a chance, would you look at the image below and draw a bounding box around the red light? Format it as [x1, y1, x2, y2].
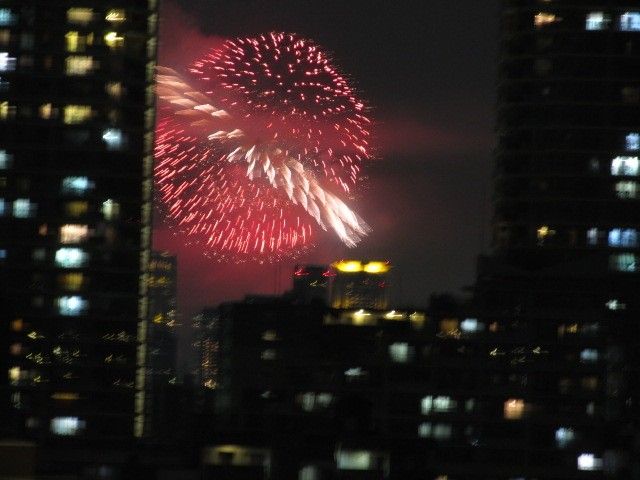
[294, 267, 309, 276]
[322, 270, 336, 277]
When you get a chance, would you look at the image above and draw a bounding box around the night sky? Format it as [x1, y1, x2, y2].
[153, 0, 500, 330]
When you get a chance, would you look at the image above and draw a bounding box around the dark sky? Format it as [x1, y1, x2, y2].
[154, 0, 500, 325]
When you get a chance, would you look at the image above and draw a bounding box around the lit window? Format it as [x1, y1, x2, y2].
[620, 12, 640, 32]
[55, 248, 88, 268]
[0, 198, 4, 216]
[336, 450, 374, 470]
[534, 13, 558, 28]
[627, 133, 640, 151]
[608, 228, 638, 247]
[422, 395, 457, 414]
[0, 150, 11, 169]
[104, 32, 124, 49]
[57, 296, 88, 316]
[50, 416, 86, 436]
[65, 32, 80, 52]
[0, 52, 16, 72]
[63, 105, 92, 124]
[586, 227, 599, 246]
[460, 318, 484, 333]
[0, 9, 17, 26]
[344, 367, 366, 378]
[0, 30, 9, 46]
[296, 392, 333, 412]
[418, 422, 431, 438]
[9, 366, 22, 384]
[102, 129, 124, 150]
[577, 453, 603, 471]
[432, 423, 452, 440]
[106, 9, 126, 23]
[261, 349, 276, 360]
[611, 156, 639, 176]
[580, 349, 599, 363]
[13, 198, 35, 218]
[606, 299, 626, 311]
[418, 422, 452, 440]
[616, 181, 638, 199]
[504, 399, 526, 420]
[555, 427, 575, 448]
[537, 225, 555, 244]
[388, 342, 414, 363]
[105, 82, 123, 99]
[439, 318, 459, 337]
[61, 176, 94, 195]
[59, 224, 89, 244]
[65, 201, 88, 217]
[586, 12, 609, 31]
[262, 330, 278, 341]
[610, 253, 637, 272]
[0, 101, 15, 119]
[58, 273, 84, 291]
[67, 8, 93, 25]
[65, 56, 95, 76]
[0, 248, 6, 260]
[0, 76, 8, 91]
[39, 103, 53, 120]
[65, 31, 93, 53]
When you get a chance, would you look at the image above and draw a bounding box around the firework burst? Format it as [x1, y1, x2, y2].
[155, 32, 372, 261]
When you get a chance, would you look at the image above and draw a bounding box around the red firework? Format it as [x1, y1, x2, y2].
[155, 32, 372, 261]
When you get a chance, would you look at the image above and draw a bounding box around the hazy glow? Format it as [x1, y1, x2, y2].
[332, 260, 390, 273]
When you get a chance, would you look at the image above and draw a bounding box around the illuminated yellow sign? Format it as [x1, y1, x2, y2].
[332, 260, 390, 274]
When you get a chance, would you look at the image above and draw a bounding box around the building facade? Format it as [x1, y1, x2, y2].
[203, 297, 432, 479]
[463, 2, 640, 478]
[144, 251, 178, 438]
[0, 0, 158, 456]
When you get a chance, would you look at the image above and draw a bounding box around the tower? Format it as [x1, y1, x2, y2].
[472, 2, 640, 476]
[0, 1, 158, 449]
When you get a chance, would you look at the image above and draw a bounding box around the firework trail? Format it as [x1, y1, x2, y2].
[155, 32, 372, 260]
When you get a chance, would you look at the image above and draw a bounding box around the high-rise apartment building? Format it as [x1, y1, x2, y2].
[0, 0, 158, 453]
[467, 2, 640, 478]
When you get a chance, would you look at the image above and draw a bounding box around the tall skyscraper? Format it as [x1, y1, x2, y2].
[471, 2, 640, 477]
[0, 0, 158, 452]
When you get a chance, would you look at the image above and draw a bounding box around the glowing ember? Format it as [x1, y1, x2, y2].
[155, 32, 372, 261]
